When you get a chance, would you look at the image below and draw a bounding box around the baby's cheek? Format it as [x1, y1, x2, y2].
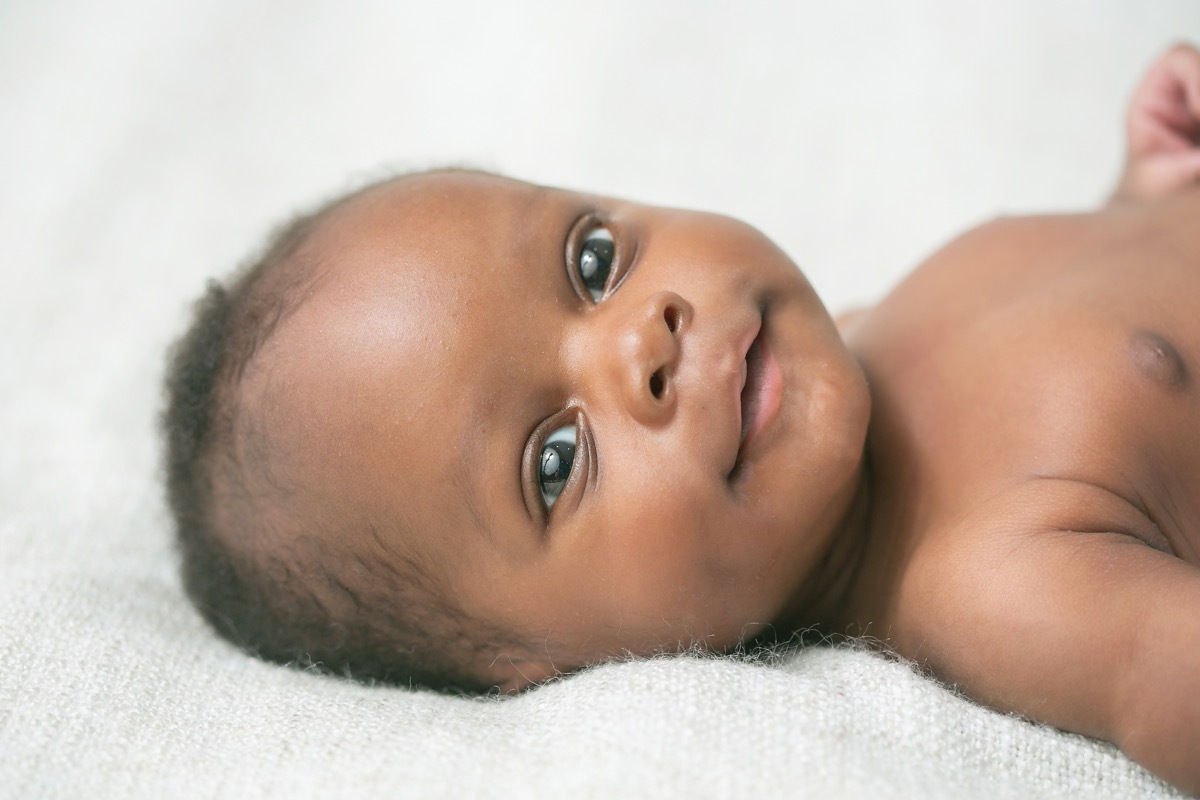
[611, 506, 731, 601]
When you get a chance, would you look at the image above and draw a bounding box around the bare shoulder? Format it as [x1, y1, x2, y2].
[852, 190, 1200, 346]
[888, 479, 1200, 792]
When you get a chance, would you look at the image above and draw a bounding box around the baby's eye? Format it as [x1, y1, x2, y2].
[576, 227, 614, 302]
[539, 425, 577, 509]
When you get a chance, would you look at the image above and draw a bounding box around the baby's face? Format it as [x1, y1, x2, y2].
[248, 172, 869, 689]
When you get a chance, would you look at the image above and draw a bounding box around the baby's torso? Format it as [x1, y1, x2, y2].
[845, 190, 1200, 645]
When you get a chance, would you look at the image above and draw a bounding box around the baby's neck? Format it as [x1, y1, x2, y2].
[779, 456, 876, 637]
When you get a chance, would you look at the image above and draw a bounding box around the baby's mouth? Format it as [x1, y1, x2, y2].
[732, 310, 783, 477]
[739, 328, 766, 447]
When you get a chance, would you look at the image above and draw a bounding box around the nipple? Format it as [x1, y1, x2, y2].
[1128, 330, 1189, 391]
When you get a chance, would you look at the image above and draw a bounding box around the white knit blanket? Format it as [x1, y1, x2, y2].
[2, 2, 1194, 796]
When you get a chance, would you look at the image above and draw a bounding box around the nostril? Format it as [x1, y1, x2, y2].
[664, 305, 680, 334]
[649, 370, 665, 399]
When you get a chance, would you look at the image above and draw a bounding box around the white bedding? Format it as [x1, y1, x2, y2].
[2, 2, 1196, 796]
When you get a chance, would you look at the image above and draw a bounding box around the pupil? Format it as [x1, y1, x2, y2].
[539, 439, 575, 504]
[580, 236, 613, 294]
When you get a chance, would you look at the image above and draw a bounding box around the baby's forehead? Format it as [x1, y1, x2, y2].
[245, 178, 543, 531]
[281, 174, 604, 357]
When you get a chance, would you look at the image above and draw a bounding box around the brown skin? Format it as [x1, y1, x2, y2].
[242, 45, 1200, 792]
[242, 170, 873, 687]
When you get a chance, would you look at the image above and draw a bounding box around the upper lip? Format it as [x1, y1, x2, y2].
[729, 313, 763, 471]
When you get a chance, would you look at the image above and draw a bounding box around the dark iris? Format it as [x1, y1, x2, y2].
[579, 235, 614, 299]
[539, 439, 576, 506]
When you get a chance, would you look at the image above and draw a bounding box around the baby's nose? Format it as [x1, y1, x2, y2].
[611, 291, 691, 426]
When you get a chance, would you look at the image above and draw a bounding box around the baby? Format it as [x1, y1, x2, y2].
[163, 45, 1200, 791]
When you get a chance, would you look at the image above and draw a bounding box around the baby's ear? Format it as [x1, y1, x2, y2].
[491, 656, 559, 694]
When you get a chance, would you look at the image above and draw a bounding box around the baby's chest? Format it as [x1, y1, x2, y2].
[886, 255, 1200, 564]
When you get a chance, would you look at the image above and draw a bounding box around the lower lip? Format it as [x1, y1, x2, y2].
[737, 333, 783, 462]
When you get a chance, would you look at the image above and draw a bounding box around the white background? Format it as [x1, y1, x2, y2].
[1, 3, 1197, 796]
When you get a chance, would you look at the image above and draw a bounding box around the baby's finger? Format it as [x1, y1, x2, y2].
[1126, 150, 1200, 199]
[1164, 43, 1200, 136]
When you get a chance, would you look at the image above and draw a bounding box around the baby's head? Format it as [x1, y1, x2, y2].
[163, 170, 871, 692]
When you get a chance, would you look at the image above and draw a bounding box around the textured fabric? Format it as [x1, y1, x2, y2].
[1, 2, 1195, 797]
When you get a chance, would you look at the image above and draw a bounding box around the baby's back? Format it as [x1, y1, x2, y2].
[840, 190, 1200, 782]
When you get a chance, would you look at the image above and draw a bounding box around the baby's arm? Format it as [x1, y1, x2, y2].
[904, 505, 1200, 792]
[1109, 43, 1200, 205]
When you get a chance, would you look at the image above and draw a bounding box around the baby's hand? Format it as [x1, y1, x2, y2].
[1110, 43, 1200, 205]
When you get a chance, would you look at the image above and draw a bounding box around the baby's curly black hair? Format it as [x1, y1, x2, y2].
[161, 172, 515, 693]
